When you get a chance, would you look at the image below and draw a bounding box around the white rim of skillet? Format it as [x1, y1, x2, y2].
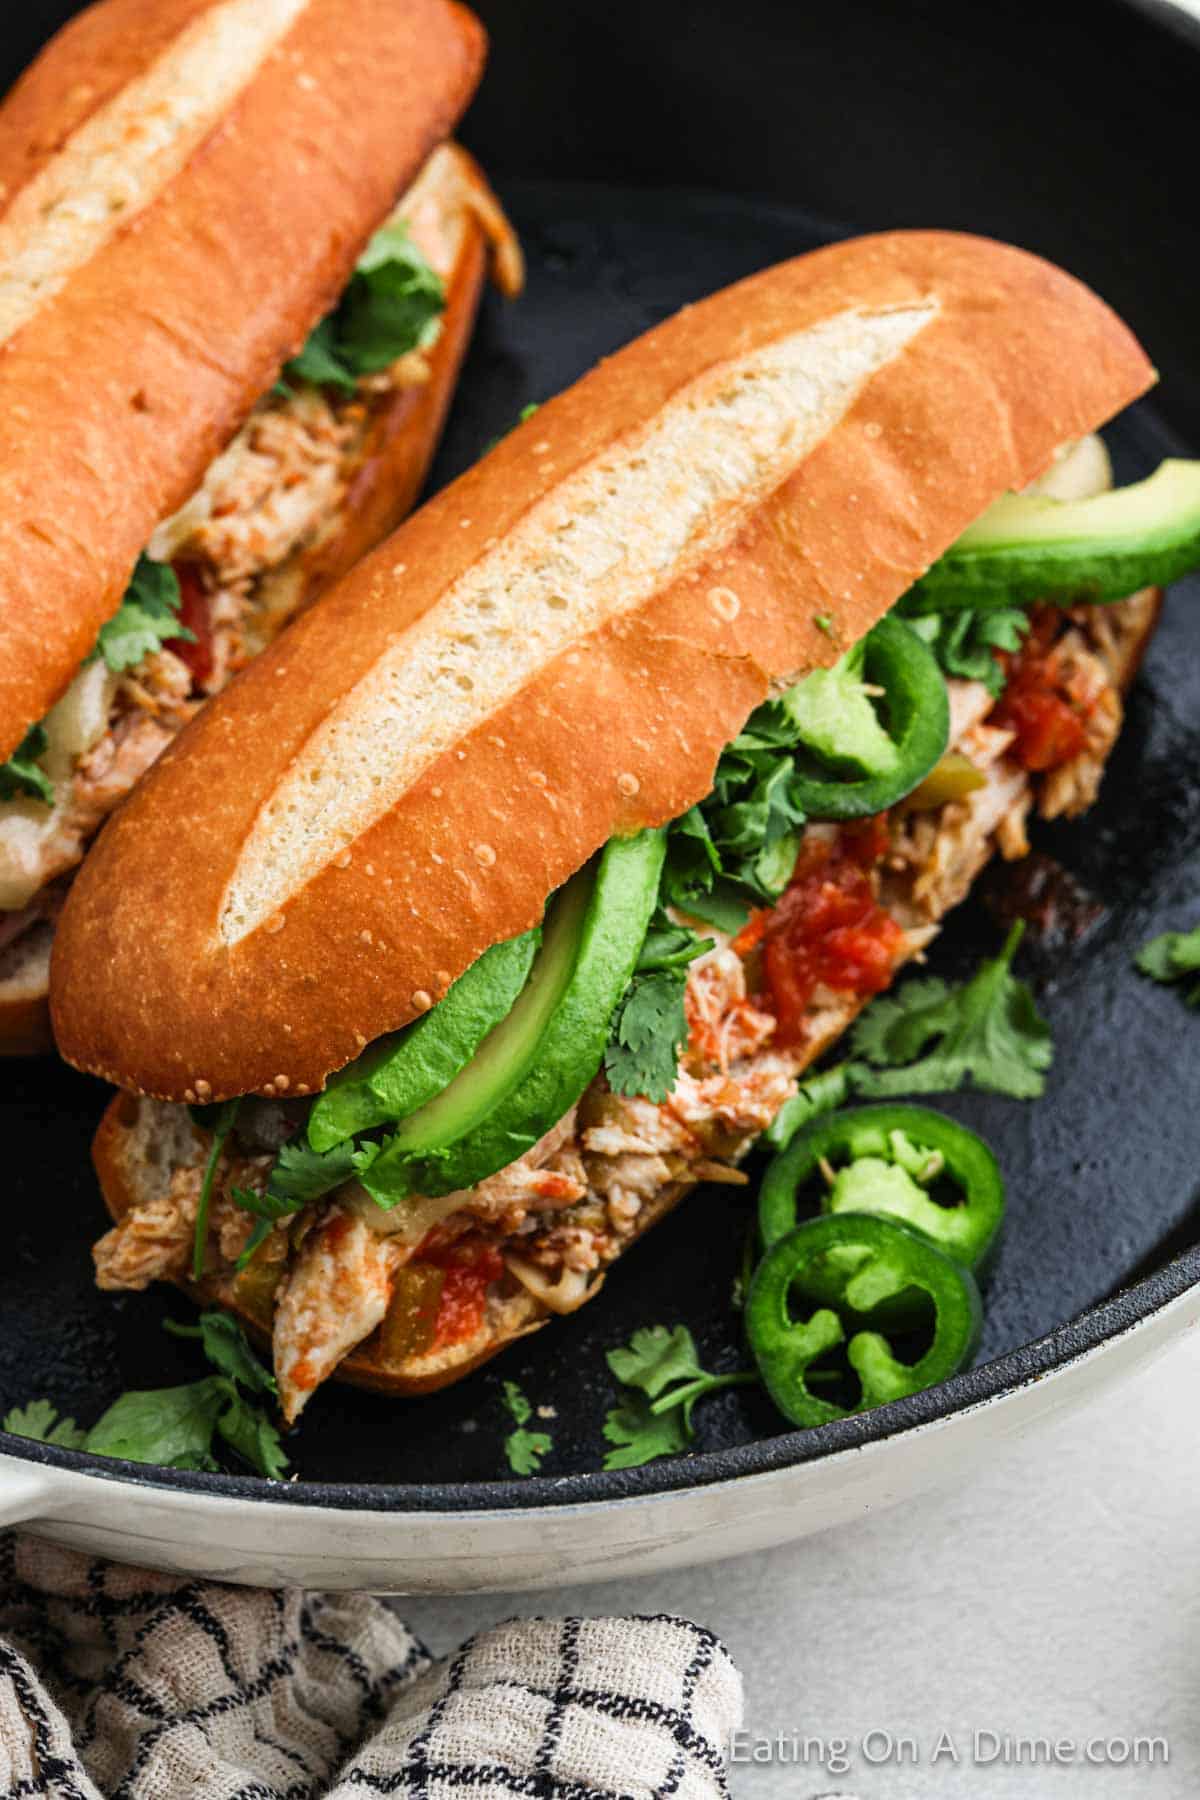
[1, 1244, 1196, 1512]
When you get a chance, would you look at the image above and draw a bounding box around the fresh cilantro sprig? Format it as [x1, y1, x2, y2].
[906, 607, 1030, 699]
[2, 1313, 286, 1478]
[604, 912, 713, 1103]
[501, 1381, 552, 1476]
[93, 554, 191, 675]
[191, 1098, 242, 1281]
[765, 925, 1052, 1148]
[0, 723, 54, 807]
[283, 221, 444, 394]
[601, 1325, 756, 1469]
[1136, 923, 1200, 1006]
[230, 1135, 361, 1268]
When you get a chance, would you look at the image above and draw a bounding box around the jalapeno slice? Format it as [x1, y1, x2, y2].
[785, 614, 950, 820]
[745, 1213, 983, 1428]
[759, 1102, 1005, 1275]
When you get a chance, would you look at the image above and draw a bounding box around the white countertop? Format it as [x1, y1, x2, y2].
[399, 1328, 1199, 1797]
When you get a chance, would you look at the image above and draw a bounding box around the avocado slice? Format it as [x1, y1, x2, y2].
[908, 458, 1200, 610]
[307, 927, 541, 1153]
[357, 828, 667, 1206]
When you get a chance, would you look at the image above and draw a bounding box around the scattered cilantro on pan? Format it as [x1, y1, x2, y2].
[3, 1313, 286, 1479]
[0, 723, 54, 807]
[1, 1400, 86, 1448]
[1136, 922, 1200, 1006]
[92, 554, 192, 675]
[283, 221, 444, 394]
[601, 1325, 756, 1470]
[501, 1381, 552, 1476]
[906, 607, 1030, 699]
[604, 912, 713, 1103]
[765, 926, 1053, 1149]
[848, 921, 1053, 1100]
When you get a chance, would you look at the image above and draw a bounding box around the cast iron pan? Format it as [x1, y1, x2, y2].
[1, 1, 1198, 1507]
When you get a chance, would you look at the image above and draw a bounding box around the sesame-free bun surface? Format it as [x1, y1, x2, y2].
[53, 232, 1154, 1101]
[0, 143, 514, 1055]
[0, 0, 485, 763]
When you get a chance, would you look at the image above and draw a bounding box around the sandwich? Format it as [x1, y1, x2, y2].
[51, 231, 1200, 1423]
[0, 0, 522, 1052]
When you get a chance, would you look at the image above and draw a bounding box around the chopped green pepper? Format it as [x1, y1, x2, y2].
[784, 614, 950, 820]
[759, 1102, 1005, 1275]
[745, 1213, 983, 1428]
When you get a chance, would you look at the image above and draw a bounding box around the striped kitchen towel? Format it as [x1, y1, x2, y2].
[0, 1533, 742, 1798]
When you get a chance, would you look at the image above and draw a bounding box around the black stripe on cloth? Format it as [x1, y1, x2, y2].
[0, 1640, 93, 1800]
[346, 1765, 638, 1799]
[533, 1617, 581, 1788]
[651, 1624, 720, 1800]
[109, 1643, 305, 1800]
[395, 1635, 473, 1792]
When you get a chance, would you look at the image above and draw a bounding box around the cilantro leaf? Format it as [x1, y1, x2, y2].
[0, 723, 54, 807]
[2, 1400, 86, 1448]
[165, 1310, 277, 1397]
[604, 970, 691, 1103]
[604, 913, 713, 1103]
[849, 922, 1052, 1100]
[2, 1313, 286, 1478]
[609, 1325, 704, 1397]
[1136, 923, 1200, 1006]
[906, 608, 1030, 699]
[92, 554, 191, 675]
[501, 1381, 552, 1476]
[602, 1392, 691, 1469]
[83, 1380, 226, 1471]
[601, 1325, 756, 1469]
[283, 221, 444, 392]
[215, 1389, 289, 1480]
[229, 1135, 361, 1267]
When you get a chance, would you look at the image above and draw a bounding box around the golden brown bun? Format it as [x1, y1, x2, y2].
[53, 232, 1155, 1101]
[0, 0, 486, 763]
[1, 147, 509, 1055]
[93, 1091, 691, 1397]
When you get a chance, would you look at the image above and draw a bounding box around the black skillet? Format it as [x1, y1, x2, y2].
[1, 0, 1197, 1508]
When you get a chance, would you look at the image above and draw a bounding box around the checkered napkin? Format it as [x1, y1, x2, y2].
[0, 1533, 742, 1798]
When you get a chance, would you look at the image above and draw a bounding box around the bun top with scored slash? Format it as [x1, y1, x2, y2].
[51, 231, 1154, 1101]
[0, 0, 486, 761]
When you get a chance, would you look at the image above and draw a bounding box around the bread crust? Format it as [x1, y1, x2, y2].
[52, 232, 1155, 1100]
[0, 157, 499, 1055]
[0, 0, 486, 761]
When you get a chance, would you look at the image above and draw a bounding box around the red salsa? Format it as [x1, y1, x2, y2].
[991, 611, 1091, 773]
[418, 1237, 505, 1349]
[166, 561, 215, 688]
[751, 817, 905, 1046]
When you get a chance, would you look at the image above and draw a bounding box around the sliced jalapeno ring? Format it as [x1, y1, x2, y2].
[745, 1212, 983, 1429]
[759, 1102, 1005, 1276]
[785, 614, 950, 820]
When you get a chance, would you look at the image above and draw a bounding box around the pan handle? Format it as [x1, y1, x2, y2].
[0, 1460, 56, 1526]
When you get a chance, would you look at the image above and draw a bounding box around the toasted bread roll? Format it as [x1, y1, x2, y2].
[0, 139, 520, 1052]
[53, 232, 1154, 1100]
[0, 0, 486, 761]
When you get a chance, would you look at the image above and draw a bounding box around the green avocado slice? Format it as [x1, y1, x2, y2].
[356, 828, 666, 1206]
[907, 458, 1200, 611]
[307, 927, 542, 1153]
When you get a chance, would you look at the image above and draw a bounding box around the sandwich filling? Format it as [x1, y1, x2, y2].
[0, 146, 520, 966]
[92, 435, 1173, 1421]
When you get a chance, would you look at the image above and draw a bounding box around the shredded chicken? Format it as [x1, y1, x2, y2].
[273, 1210, 401, 1421]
